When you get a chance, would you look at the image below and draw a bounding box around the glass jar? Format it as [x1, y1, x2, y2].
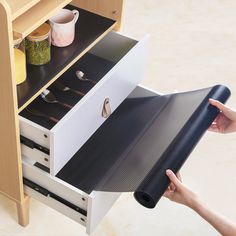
[26, 23, 51, 65]
[13, 33, 27, 85]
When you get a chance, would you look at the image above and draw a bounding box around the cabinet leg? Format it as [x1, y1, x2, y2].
[16, 196, 30, 227]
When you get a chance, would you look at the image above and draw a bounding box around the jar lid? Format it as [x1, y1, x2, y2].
[27, 23, 51, 41]
[13, 32, 23, 46]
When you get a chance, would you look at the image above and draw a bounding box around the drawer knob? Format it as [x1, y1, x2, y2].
[102, 98, 111, 118]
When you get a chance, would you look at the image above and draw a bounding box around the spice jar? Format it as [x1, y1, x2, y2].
[13, 33, 27, 85]
[26, 23, 51, 65]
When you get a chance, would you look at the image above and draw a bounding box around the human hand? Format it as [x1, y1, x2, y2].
[165, 170, 236, 236]
[164, 169, 200, 209]
[208, 99, 236, 133]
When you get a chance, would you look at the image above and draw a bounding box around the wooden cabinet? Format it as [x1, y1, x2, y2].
[0, 0, 126, 231]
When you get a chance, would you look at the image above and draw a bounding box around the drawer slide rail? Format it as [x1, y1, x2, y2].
[20, 136, 50, 155]
[23, 178, 87, 217]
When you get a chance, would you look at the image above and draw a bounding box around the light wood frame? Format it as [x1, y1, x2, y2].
[0, 0, 124, 228]
[0, 0, 28, 225]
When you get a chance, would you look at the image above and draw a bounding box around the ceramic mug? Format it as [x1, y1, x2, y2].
[49, 9, 79, 47]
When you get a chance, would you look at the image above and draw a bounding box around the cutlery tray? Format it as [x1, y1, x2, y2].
[19, 31, 149, 175]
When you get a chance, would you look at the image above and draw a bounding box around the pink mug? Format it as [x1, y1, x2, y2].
[49, 9, 79, 47]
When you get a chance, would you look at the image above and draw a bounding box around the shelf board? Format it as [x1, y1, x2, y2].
[12, 0, 71, 38]
[17, 6, 116, 112]
[8, 0, 40, 20]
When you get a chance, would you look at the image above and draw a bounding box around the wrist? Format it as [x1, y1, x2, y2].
[181, 189, 202, 210]
[189, 195, 205, 212]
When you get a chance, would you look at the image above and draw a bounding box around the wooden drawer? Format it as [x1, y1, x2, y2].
[22, 86, 156, 234]
[19, 31, 149, 175]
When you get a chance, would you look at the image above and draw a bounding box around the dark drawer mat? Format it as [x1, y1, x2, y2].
[56, 85, 230, 208]
[20, 53, 115, 130]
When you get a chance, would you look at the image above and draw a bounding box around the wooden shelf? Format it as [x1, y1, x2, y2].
[12, 0, 71, 38]
[17, 6, 116, 112]
[8, 0, 40, 20]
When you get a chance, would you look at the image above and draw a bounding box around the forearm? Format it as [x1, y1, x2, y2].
[191, 199, 236, 236]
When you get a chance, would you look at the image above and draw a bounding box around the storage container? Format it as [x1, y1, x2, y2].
[13, 33, 26, 85]
[26, 23, 51, 65]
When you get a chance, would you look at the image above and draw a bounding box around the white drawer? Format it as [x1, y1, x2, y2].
[23, 158, 121, 234]
[19, 31, 149, 175]
[22, 85, 157, 235]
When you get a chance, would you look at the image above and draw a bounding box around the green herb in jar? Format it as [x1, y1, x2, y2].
[26, 23, 51, 66]
[26, 39, 50, 65]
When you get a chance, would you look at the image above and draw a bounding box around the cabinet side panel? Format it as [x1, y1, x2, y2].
[0, 1, 24, 202]
[71, 0, 124, 30]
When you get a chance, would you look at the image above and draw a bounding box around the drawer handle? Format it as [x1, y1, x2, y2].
[102, 98, 112, 118]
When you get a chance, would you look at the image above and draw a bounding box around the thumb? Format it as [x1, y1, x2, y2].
[166, 169, 182, 187]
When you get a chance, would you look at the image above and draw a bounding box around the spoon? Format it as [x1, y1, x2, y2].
[26, 107, 59, 123]
[76, 70, 97, 85]
[41, 89, 73, 109]
[53, 81, 85, 96]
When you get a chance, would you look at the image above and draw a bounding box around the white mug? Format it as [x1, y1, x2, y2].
[49, 9, 79, 47]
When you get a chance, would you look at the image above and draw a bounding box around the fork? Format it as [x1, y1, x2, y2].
[41, 89, 73, 109]
[26, 107, 59, 123]
[53, 81, 85, 96]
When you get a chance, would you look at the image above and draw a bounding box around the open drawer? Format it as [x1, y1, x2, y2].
[22, 86, 158, 234]
[19, 31, 149, 175]
[22, 84, 230, 234]
[23, 159, 121, 234]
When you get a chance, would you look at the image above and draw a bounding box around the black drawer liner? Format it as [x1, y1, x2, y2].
[17, 5, 116, 108]
[20, 53, 115, 129]
[56, 85, 230, 209]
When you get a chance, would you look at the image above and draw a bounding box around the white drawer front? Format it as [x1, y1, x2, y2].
[20, 31, 149, 175]
[23, 159, 121, 234]
[52, 32, 149, 175]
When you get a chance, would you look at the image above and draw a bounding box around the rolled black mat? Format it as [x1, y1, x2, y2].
[56, 84, 231, 209]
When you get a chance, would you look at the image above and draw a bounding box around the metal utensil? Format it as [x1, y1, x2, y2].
[76, 70, 97, 84]
[41, 89, 73, 109]
[53, 81, 85, 96]
[26, 107, 59, 123]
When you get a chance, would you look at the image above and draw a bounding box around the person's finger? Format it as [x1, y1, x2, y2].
[169, 182, 176, 191]
[208, 124, 220, 132]
[166, 169, 182, 188]
[209, 99, 234, 118]
[176, 172, 182, 182]
[209, 99, 226, 110]
[163, 190, 173, 199]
